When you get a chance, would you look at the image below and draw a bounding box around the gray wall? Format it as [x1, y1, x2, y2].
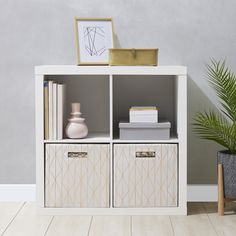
[0, 0, 236, 184]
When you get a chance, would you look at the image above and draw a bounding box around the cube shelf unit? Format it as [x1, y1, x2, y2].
[35, 65, 187, 215]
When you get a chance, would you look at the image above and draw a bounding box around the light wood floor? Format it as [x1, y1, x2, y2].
[0, 202, 236, 236]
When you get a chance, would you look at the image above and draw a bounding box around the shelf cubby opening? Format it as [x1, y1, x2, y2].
[112, 75, 177, 140]
[45, 75, 110, 140]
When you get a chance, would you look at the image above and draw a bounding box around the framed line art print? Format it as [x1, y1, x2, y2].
[74, 18, 114, 65]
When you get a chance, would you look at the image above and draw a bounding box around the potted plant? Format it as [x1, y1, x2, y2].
[193, 60, 236, 202]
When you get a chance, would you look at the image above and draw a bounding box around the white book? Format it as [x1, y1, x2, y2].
[44, 81, 49, 140]
[57, 84, 65, 140]
[52, 83, 58, 140]
[130, 106, 158, 115]
[48, 81, 53, 140]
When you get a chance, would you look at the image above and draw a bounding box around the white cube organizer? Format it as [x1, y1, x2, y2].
[35, 66, 187, 215]
[45, 144, 110, 208]
[114, 144, 177, 207]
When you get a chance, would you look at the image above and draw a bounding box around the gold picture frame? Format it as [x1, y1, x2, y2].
[74, 18, 114, 65]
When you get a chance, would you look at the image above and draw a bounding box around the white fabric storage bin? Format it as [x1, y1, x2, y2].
[45, 144, 110, 208]
[114, 144, 177, 208]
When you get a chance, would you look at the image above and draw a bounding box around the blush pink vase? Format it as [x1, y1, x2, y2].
[65, 103, 88, 139]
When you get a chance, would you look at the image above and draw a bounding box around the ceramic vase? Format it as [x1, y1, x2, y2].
[65, 103, 88, 139]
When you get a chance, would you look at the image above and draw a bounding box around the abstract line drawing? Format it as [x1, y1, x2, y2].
[83, 27, 106, 56]
[76, 19, 113, 64]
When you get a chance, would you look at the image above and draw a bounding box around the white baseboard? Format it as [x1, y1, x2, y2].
[187, 184, 217, 202]
[0, 184, 36, 201]
[0, 184, 217, 202]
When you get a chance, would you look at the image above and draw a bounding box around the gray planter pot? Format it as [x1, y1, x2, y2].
[217, 150, 236, 198]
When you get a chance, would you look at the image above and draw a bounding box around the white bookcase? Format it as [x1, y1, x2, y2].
[35, 66, 187, 215]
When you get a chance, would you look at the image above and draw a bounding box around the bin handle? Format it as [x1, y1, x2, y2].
[68, 152, 88, 158]
[136, 151, 155, 158]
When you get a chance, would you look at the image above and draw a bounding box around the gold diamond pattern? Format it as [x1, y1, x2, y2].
[114, 144, 177, 208]
[45, 144, 109, 208]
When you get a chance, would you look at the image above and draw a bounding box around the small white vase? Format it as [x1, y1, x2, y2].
[65, 103, 88, 139]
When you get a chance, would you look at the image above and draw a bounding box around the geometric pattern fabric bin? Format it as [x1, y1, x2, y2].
[45, 144, 110, 208]
[114, 144, 177, 207]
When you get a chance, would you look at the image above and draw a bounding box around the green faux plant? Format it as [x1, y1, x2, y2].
[193, 60, 236, 154]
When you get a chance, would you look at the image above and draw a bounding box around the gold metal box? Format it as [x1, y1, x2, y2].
[109, 48, 158, 66]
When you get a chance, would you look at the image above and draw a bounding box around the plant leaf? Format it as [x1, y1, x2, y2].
[193, 111, 236, 153]
[207, 59, 236, 122]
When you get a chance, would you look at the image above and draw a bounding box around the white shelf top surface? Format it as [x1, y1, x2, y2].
[35, 65, 187, 76]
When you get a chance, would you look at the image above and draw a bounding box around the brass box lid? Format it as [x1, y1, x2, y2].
[109, 48, 158, 66]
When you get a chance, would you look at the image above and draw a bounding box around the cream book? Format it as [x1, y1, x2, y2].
[48, 81, 53, 140]
[130, 106, 158, 112]
[52, 83, 58, 140]
[57, 84, 65, 140]
[44, 81, 49, 140]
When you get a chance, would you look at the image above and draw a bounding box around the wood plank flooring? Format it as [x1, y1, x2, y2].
[0, 202, 235, 236]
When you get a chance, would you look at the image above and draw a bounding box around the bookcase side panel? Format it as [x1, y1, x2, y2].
[177, 74, 187, 214]
[35, 74, 45, 208]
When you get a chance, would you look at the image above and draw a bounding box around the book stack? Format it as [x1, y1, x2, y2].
[129, 106, 158, 123]
[44, 81, 65, 140]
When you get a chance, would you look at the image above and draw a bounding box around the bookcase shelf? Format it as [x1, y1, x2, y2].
[44, 133, 110, 143]
[35, 66, 187, 215]
[112, 137, 179, 143]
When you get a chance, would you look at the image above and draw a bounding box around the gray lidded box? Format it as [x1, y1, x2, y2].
[119, 122, 171, 140]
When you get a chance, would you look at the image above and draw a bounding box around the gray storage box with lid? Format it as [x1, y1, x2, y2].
[119, 122, 171, 140]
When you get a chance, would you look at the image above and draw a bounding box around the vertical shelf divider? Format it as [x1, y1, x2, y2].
[109, 74, 113, 208]
[109, 74, 113, 140]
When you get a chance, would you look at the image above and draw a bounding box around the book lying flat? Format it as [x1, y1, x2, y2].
[129, 106, 158, 111]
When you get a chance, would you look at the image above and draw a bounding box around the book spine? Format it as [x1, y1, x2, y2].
[57, 84, 65, 140]
[52, 83, 58, 140]
[44, 81, 49, 140]
[48, 81, 53, 140]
